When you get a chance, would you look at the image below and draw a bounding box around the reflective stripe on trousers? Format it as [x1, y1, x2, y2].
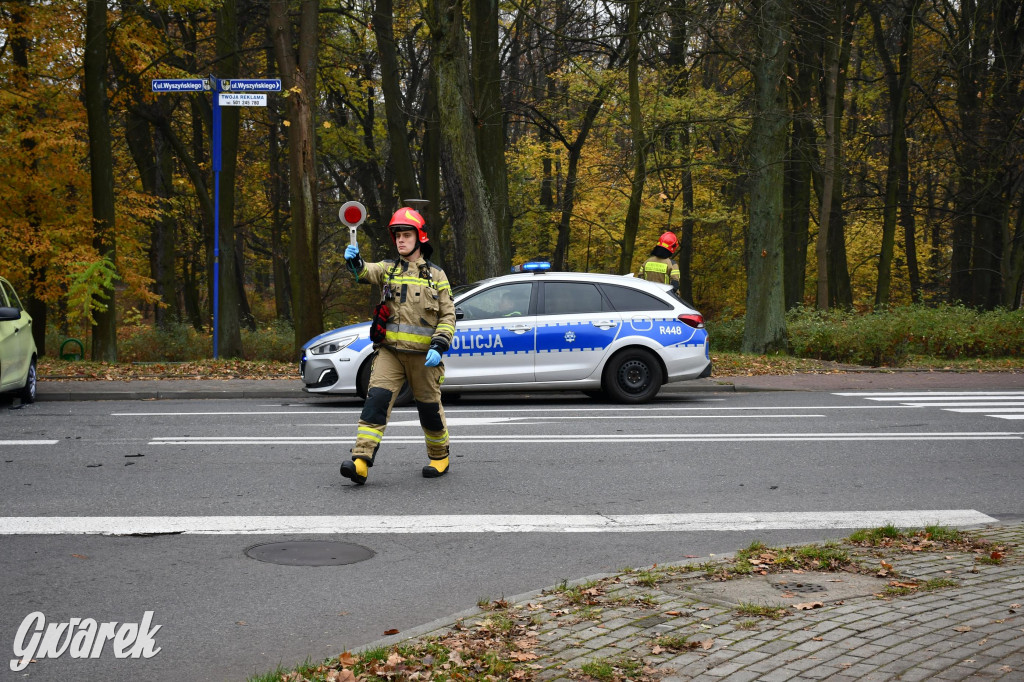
[352, 346, 449, 460]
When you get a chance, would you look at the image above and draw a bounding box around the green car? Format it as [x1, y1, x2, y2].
[0, 277, 37, 403]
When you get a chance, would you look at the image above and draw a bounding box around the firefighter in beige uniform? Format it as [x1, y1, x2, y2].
[637, 231, 680, 287]
[340, 207, 456, 485]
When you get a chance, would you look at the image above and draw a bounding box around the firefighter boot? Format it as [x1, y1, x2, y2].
[422, 454, 449, 478]
[340, 454, 372, 485]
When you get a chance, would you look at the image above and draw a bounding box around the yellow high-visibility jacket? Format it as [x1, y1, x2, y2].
[358, 256, 456, 353]
[638, 255, 678, 285]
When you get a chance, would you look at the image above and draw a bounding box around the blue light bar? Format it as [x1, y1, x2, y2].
[511, 261, 551, 273]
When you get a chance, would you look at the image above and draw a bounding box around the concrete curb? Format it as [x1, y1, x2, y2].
[351, 522, 1024, 680]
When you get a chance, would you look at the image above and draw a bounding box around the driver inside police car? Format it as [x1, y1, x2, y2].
[498, 291, 521, 317]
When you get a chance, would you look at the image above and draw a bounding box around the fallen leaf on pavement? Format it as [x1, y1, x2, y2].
[780, 592, 796, 598]
[508, 652, 538, 661]
[812, 637, 824, 641]
[700, 639, 714, 650]
[651, 645, 664, 654]
[794, 602, 824, 610]
[665, 611, 682, 616]
[71, 554, 88, 560]
[954, 626, 972, 632]
[383, 628, 400, 636]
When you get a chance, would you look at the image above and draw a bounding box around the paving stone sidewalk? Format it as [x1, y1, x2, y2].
[369, 523, 1023, 681]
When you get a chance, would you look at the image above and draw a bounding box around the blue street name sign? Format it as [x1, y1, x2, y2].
[149, 74, 281, 359]
[151, 78, 208, 92]
[224, 78, 282, 92]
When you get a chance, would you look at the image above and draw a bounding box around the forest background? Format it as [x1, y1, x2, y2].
[1, 0, 1022, 365]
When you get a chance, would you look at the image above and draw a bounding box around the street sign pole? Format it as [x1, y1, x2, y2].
[211, 76, 222, 359]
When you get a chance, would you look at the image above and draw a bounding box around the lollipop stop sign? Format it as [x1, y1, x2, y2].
[339, 201, 367, 246]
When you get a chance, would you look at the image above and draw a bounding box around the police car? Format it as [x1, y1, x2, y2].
[300, 263, 711, 404]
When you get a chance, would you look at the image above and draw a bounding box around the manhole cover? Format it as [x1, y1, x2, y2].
[770, 580, 827, 594]
[245, 541, 374, 566]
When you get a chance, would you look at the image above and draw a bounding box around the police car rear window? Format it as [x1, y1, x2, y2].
[600, 284, 673, 312]
[541, 282, 605, 315]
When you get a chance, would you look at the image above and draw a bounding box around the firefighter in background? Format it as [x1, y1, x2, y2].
[340, 207, 456, 484]
[637, 232, 680, 287]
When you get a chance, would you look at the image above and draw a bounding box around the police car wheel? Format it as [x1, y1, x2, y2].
[602, 349, 663, 404]
[356, 357, 413, 406]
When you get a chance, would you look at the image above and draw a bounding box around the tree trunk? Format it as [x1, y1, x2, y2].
[427, 0, 502, 281]
[783, 19, 817, 310]
[10, 2, 48, 354]
[618, 0, 647, 276]
[84, 0, 117, 361]
[471, 0, 512, 270]
[871, 0, 921, 308]
[269, 0, 324, 351]
[741, 0, 790, 354]
[125, 110, 179, 327]
[815, 5, 841, 311]
[679, 128, 696, 302]
[374, 0, 420, 200]
[266, 40, 292, 322]
[423, 68, 444, 269]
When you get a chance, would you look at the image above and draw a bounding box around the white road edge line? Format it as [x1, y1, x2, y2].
[0, 510, 999, 535]
[0, 440, 59, 446]
[835, 391, 1024, 397]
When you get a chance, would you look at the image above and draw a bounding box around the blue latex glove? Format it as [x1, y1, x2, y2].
[344, 244, 359, 260]
[424, 349, 441, 367]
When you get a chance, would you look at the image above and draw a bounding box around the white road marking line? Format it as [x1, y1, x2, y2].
[835, 391, 1024, 397]
[838, 391, 1024, 422]
[0, 510, 998, 535]
[901, 402, 1024, 408]
[948, 408, 1024, 413]
[385, 415, 823, 426]
[148, 431, 1023, 445]
[111, 405, 916, 417]
[867, 396, 1024, 402]
[0, 440, 59, 446]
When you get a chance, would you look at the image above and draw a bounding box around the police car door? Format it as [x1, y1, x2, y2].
[534, 281, 621, 381]
[446, 282, 536, 386]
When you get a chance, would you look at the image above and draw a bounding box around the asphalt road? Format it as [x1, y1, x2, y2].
[2, 388, 1023, 681]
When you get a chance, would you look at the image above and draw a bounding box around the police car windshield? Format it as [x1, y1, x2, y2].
[452, 281, 486, 299]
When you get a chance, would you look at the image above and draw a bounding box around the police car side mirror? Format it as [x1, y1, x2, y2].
[455, 308, 465, 320]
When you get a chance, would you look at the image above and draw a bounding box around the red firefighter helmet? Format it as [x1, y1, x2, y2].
[388, 207, 429, 245]
[657, 231, 679, 254]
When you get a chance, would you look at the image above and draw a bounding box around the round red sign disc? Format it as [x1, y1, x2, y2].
[344, 205, 364, 225]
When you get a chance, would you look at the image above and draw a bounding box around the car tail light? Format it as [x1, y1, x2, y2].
[678, 313, 704, 329]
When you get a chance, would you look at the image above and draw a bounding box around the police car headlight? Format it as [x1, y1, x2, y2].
[309, 335, 356, 355]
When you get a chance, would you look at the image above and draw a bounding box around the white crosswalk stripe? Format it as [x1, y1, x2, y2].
[835, 390, 1024, 421]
